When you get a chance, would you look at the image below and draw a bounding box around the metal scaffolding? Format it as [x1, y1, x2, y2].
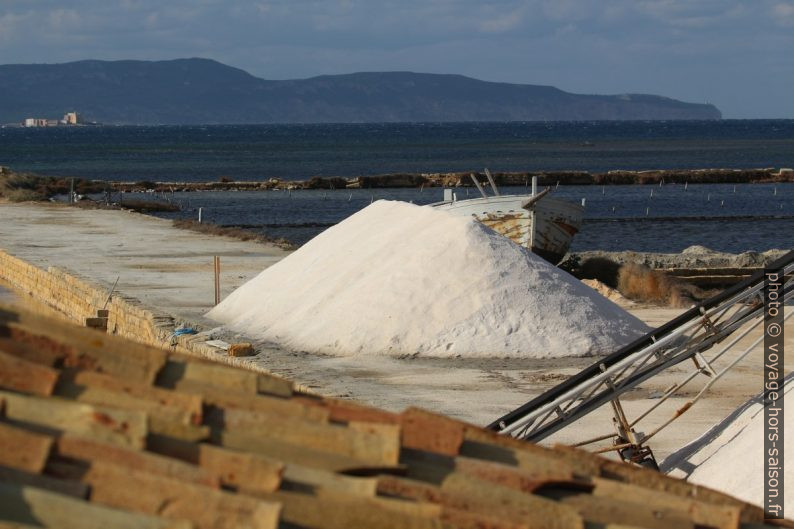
[488, 250, 794, 467]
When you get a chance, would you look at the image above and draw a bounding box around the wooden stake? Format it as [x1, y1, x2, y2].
[214, 256, 221, 306]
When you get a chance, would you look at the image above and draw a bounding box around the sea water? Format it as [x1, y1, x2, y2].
[2, 120, 792, 252]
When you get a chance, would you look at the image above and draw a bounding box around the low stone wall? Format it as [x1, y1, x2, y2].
[0, 249, 306, 386]
[0, 249, 177, 349]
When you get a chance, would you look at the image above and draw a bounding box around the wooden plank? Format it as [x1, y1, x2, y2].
[55, 434, 219, 488]
[398, 449, 454, 485]
[0, 332, 70, 367]
[401, 408, 465, 456]
[440, 507, 536, 529]
[85, 461, 280, 529]
[220, 431, 394, 473]
[560, 493, 694, 529]
[148, 417, 211, 442]
[550, 445, 765, 522]
[0, 350, 59, 396]
[219, 413, 399, 466]
[0, 482, 189, 529]
[439, 472, 584, 529]
[267, 489, 441, 529]
[376, 475, 442, 503]
[197, 443, 283, 494]
[592, 477, 741, 529]
[283, 463, 378, 496]
[293, 395, 401, 425]
[157, 360, 258, 394]
[256, 373, 294, 398]
[462, 429, 600, 477]
[201, 391, 329, 423]
[3, 316, 166, 384]
[378, 472, 584, 529]
[0, 465, 88, 499]
[453, 455, 579, 492]
[56, 370, 203, 426]
[0, 521, 44, 529]
[148, 436, 284, 494]
[0, 423, 53, 473]
[458, 440, 582, 481]
[0, 390, 147, 450]
[401, 447, 580, 491]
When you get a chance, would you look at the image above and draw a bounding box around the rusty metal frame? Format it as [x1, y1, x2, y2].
[489, 251, 794, 466]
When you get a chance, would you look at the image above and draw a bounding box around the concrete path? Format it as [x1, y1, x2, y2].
[0, 202, 289, 325]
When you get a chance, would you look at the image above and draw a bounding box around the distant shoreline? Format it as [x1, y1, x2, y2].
[112, 167, 794, 192]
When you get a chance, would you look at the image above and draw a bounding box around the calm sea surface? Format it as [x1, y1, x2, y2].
[2, 120, 792, 252]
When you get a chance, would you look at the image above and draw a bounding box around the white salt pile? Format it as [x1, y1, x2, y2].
[663, 377, 793, 510]
[208, 200, 649, 357]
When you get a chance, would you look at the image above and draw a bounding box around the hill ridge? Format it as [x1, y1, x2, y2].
[0, 58, 722, 124]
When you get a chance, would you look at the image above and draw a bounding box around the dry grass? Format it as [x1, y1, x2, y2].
[72, 199, 181, 213]
[2, 188, 46, 202]
[173, 219, 295, 250]
[575, 257, 622, 287]
[617, 262, 711, 308]
[0, 169, 107, 202]
[571, 256, 712, 308]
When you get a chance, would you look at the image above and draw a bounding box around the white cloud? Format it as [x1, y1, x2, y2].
[479, 10, 524, 33]
[772, 2, 794, 25]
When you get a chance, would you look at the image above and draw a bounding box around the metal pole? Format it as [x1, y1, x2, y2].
[69, 178, 75, 204]
[213, 256, 220, 306]
[484, 168, 501, 196]
[198, 207, 203, 223]
[469, 174, 487, 198]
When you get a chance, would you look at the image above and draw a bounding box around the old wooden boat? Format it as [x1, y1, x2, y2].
[429, 172, 584, 264]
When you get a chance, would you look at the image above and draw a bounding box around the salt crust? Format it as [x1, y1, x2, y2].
[664, 375, 792, 509]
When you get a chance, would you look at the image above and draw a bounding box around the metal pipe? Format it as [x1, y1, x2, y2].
[484, 168, 501, 196]
[638, 310, 794, 446]
[499, 314, 708, 435]
[492, 254, 794, 437]
[628, 315, 765, 428]
[469, 173, 487, 198]
[501, 276, 791, 438]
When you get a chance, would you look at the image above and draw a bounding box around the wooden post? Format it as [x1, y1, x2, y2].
[214, 256, 220, 306]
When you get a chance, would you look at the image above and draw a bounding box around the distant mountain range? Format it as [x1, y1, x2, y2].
[0, 58, 721, 124]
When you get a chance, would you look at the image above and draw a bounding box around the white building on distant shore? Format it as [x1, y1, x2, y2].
[22, 112, 81, 127]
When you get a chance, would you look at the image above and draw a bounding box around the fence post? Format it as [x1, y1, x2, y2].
[213, 256, 220, 305]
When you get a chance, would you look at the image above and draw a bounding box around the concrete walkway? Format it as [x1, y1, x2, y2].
[0, 202, 289, 325]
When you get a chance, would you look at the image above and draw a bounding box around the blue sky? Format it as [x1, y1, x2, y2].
[1, 0, 792, 118]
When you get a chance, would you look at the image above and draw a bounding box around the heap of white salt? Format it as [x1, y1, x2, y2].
[208, 200, 649, 357]
[663, 376, 793, 509]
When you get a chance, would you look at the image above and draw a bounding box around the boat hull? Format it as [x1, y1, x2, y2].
[430, 194, 583, 264]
